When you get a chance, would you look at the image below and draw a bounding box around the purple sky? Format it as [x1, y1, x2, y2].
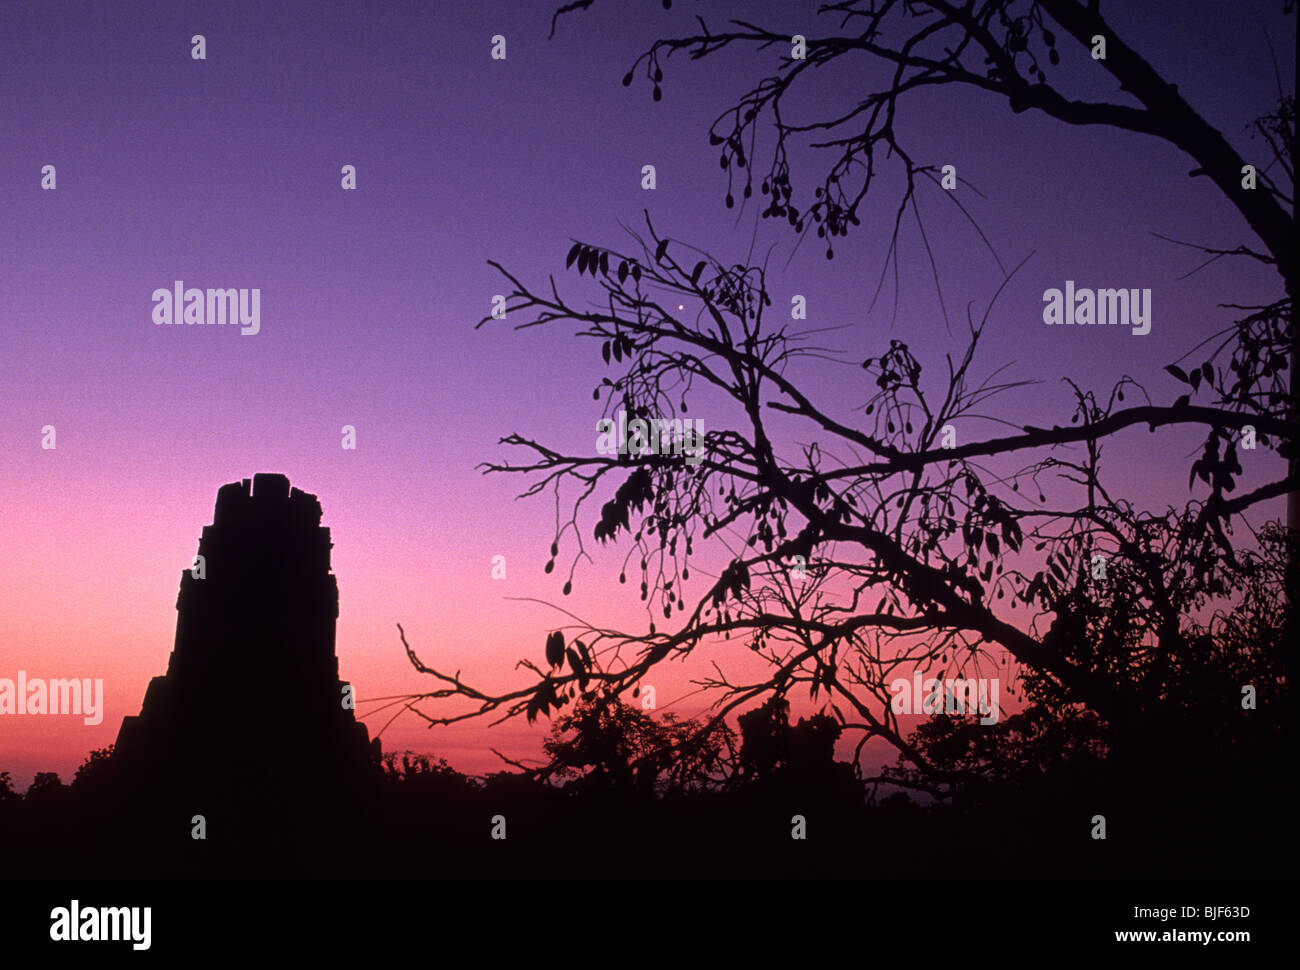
[1, 0, 1291, 788]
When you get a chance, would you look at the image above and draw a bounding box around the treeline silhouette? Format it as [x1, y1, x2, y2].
[4, 525, 1290, 879]
[3, 594, 1289, 882]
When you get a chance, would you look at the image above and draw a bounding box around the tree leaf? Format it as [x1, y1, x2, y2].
[566, 647, 588, 688]
[545, 631, 565, 668]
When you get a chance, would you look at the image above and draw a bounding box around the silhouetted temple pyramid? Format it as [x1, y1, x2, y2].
[113, 474, 380, 840]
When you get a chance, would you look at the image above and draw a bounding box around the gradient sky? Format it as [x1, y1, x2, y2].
[1, 0, 1291, 789]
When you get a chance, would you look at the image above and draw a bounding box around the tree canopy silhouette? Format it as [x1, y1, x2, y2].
[399, 0, 1294, 784]
[542, 693, 737, 794]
